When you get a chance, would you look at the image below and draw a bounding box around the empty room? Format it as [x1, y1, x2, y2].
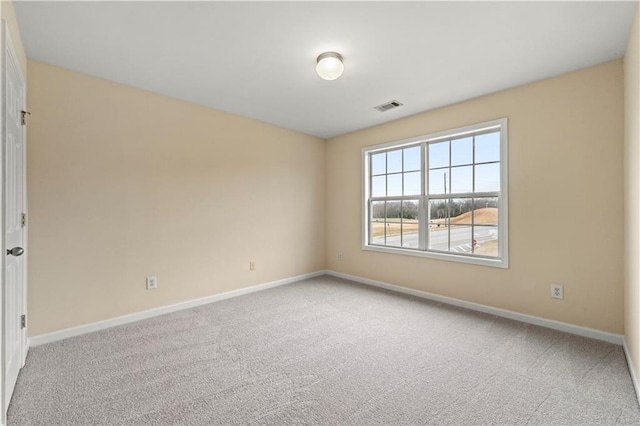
[0, 0, 639, 424]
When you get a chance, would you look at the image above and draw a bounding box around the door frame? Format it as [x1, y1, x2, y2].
[0, 18, 28, 424]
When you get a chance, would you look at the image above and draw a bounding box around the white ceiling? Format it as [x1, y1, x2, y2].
[14, 1, 638, 139]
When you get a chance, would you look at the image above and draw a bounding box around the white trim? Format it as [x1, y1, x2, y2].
[22, 338, 29, 364]
[29, 270, 326, 347]
[21, 58, 28, 370]
[326, 270, 624, 345]
[623, 338, 640, 406]
[362, 244, 508, 268]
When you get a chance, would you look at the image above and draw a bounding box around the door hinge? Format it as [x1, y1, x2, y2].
[21, 110, 31, 126]
[21, 213, 26, 228]
[21, 314, 26, 329]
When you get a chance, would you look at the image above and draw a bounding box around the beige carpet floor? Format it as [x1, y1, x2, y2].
[7, 275, 640, 425]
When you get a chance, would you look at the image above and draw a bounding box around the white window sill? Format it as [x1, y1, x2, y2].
[362, 244, 509, 269]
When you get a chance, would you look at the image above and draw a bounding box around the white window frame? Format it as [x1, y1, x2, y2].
[362, 118, 509, 269]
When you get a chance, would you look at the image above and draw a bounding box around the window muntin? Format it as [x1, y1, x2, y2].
[363, 119, 508, 268]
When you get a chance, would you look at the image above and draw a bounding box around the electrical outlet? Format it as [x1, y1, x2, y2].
[551, 284, 563, 300]
[337, 251, 344, 261]
[249, 261, 255, 271]
[146, 276, 158, 290]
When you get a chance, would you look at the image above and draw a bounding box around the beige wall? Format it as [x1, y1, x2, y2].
[1, 0, 26, 77]
[625, 5, 640, 382]
[326, 60, 624, 334]
[26, 60, 325, 336]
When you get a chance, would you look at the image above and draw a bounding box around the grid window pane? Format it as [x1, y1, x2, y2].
[371, 201, 386, 245]
[451, 198, 473, 225]
[402, 223, 419, 248]
[472, 197, 499, 256]
[451, 137, 473, 166]
[372, 175, 386, 197]
[475, 163, 500, 192]
[475, 132, 500, 163]
[474, 225, 499, 257]
[473, 198, 498, 225]
[429, 141, 449, 169]
[428, 199, 449, 251]
[404, 171, 421, 195]
[387, 174, 402, 196]
[402, 200, 419, 222]
[404, 146, 421, 171]
[449, 225, 473, 253]
[386, 201, 402, 247]
[450, 166, 473, 194]
[402, 200, 419, 249]
[372, 153, 386, 175]
[429, 168, 449, 195]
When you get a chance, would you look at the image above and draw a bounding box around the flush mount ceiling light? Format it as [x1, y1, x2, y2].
[316, 52, 344, 80]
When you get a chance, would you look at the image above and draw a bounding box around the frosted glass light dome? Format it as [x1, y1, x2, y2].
[316, 52, 344, 80]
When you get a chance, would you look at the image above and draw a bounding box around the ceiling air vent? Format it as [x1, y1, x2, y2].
[374, 100, 403, 112]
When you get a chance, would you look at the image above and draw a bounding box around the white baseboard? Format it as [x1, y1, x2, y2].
[623, 338, 640, 406]
[30, 268, 625, 349]
[22, 337, 30, 367]
[29, 270, 326, 347]
[326, 270, 624, 345]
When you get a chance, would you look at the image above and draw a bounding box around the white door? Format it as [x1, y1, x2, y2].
[2, 22, 26, 412]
